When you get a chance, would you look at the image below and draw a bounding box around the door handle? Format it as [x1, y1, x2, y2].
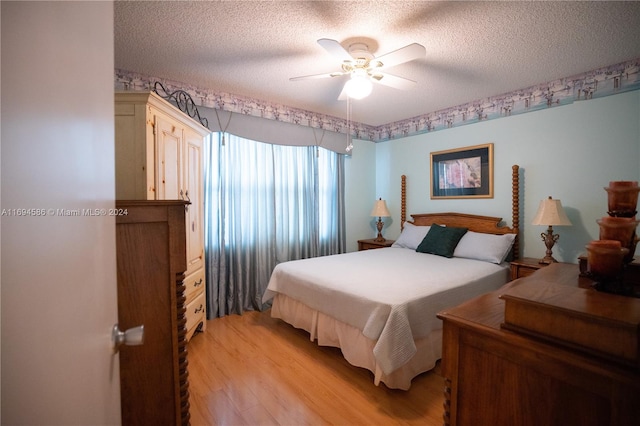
[112, 324, 144, 353]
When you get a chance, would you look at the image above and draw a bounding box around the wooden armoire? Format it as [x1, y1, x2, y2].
[114, 91, 209, 425]
[115, 90, 208, 341]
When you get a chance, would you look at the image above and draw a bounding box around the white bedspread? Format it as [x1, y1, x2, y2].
[262, 247, 509, 375]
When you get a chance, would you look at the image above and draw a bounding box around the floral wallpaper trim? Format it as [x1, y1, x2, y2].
[114, 69, 377, 140]
[115, 57, 640, 143]
[377, 58, 640, 141]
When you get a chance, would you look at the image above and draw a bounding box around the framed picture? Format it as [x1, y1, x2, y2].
[430, 143, 493, 199]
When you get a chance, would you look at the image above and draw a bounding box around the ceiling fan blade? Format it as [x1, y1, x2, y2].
[290, 71, 346, 81]
[318, 38, 353, 62]
[371, 72, 417, 90]
[372, 43, 426, 69]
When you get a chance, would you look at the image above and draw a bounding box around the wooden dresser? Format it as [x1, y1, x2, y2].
[116, 200, 190, 425]
[438, 263, 640, 426]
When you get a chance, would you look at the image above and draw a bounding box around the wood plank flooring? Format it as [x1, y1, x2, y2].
[187, 310, 445, 425]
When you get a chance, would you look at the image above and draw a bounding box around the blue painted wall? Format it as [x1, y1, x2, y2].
[345, 90, 640, 263]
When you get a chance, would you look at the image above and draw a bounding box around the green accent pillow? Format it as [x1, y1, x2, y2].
[416, 224, 468, 258]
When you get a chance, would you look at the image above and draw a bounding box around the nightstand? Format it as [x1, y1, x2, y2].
[510, 257, 551, 280]
[358, 238, 395, 251]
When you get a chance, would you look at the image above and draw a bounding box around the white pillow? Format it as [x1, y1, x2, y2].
[453, 231, 516, 264]
[391, 222, 431, 250]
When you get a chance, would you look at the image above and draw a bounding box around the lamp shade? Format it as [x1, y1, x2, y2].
[370, 198, 391, 217]
[344, 74, 373, 99]
[532, 196, 572, 226]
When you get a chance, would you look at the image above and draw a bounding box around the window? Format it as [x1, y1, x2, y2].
[203, 132, 345, 316]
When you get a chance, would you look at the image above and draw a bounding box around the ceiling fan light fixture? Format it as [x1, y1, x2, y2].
[344, 74, 372, 99]
[291, 38, 425, 101]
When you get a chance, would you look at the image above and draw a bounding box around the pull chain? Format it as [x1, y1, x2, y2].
[214, 109, 232, 145]
[346, 97, 353, 152]
[313, 128, 325, 157]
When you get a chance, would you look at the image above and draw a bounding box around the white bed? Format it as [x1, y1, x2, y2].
[262, 169, 521, 390]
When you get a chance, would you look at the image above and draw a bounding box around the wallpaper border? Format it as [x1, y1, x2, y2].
[115, 57, 640, 142]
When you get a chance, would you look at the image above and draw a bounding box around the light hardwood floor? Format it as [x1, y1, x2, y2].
[187, 310, 445, 426]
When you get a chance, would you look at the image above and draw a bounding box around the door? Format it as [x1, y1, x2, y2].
[1, 1, 121, 424]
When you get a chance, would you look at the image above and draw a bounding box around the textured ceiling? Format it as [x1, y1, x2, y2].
[114, 1, 640, 127]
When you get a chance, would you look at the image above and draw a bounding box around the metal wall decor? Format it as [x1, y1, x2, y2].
[153, 81, 209, 129]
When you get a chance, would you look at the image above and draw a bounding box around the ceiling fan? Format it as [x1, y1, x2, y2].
[290, 38, 426, 100]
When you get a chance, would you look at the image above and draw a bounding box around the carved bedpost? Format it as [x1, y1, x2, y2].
[512, 164, 520, 259]
[401, 175, 407, 230]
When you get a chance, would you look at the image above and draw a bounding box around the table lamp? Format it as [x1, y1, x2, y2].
[370, 198, 391, 242]
[532, 196, 572, 264]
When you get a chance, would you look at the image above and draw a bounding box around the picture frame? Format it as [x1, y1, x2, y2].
[430, 143, 494, 199]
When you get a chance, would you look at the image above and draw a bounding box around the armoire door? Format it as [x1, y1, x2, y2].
[155, 114, 183, 200]
[184, 129, 204, 275]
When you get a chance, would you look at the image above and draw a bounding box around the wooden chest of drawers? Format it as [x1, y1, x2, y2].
[438, 263, 640, 425]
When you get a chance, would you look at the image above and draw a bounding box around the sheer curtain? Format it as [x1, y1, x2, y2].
[204, 132, 345, 318]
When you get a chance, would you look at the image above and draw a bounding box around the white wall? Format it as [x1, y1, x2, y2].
[1, 1, 120, 424]
[346, 90, 640, 263]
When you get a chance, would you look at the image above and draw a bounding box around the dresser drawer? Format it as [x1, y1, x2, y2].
[516, 266, 537, 278]
[184, 268, 205, 304]
[185, 291, 205, 337]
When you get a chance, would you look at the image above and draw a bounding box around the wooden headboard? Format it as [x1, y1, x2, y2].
[400, 164, 521, 259]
